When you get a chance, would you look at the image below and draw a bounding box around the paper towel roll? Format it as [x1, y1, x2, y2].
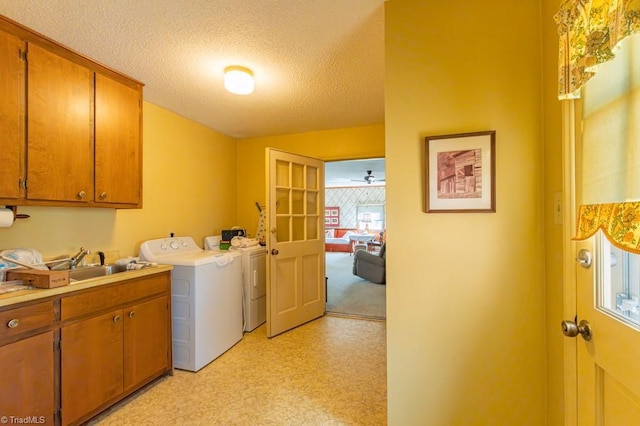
[0, 208, 14, 227]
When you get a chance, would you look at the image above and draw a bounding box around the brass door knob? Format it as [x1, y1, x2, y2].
[561, 319, 592, 341]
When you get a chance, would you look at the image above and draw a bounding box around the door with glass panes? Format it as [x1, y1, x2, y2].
[265, 148, 325, 338]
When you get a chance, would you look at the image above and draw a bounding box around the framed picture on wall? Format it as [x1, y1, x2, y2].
[325, 207, 340, 227]
[424, 130, 496, 213]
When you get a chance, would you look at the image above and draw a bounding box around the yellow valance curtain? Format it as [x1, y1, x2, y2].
[554, 0, 640, 100]
[575, 202, 640, 253]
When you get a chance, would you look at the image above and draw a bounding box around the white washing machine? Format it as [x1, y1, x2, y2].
[204, 237, 266, 332]
[139, 236, 243, 372]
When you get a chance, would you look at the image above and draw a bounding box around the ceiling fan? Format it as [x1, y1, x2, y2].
[352, 170, 385, 184]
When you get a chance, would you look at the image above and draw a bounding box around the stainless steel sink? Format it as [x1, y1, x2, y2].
[68, 264, 127, 282]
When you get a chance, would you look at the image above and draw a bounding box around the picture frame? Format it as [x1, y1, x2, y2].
[424, 130, 496, 213]
[325, 206, 340, 227]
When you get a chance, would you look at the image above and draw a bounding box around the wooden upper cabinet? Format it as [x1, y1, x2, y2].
[27, 43, 93, 203]
[0, 16, 143, 208]
[0, 30, 24, 199]
[95, 74, 142, 206]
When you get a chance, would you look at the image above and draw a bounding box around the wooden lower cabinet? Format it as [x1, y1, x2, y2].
[0, 272, 171, 426]
[124, 296, 169, 391]
[0, 331, 55, 423]
[59, 272, 172, 425]
[61, 309, 124, 425]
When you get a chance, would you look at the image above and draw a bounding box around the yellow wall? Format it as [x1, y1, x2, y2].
[235, 125, 384, 234]
[0, 3, 571, 423]
[385, 1, 546, 424]
[0, 102, 237, 261]
[542, 0, 566, 424]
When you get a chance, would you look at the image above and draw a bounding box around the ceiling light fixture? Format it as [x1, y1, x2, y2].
[224, 66, 254, 95]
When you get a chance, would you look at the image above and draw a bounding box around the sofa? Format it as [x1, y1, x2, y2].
[325, 228, 357, 252]
[352, 243, 386, 284]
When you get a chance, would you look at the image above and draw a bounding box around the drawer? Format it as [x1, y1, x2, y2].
[62, 272, 169, 321]
[0, 301, 55, 339]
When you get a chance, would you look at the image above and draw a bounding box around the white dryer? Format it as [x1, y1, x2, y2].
[139, 236, 243, 372]
[236, 245, 267, 332]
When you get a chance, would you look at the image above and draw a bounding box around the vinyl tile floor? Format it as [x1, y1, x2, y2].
[90, 315, 387, 425]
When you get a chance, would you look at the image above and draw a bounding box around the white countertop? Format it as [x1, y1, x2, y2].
[0, 264, 173, 308]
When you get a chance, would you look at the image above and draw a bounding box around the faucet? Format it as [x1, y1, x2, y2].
[69, 247, 90, 269]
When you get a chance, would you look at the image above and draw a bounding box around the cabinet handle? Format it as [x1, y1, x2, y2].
[113, 315, 121, 323]
[7, 319, 19, 329]
[100, 192, 107, 200]
[78, 190, 87, 199]
[128, 311, 136, 318]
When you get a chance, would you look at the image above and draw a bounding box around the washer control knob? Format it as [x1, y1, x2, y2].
[160, 244, 167, 250]
[182, 241, 188, 247]
[170, 242, 179, 250]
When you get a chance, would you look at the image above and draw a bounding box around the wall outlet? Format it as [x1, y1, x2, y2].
[554, 192, 562, 225]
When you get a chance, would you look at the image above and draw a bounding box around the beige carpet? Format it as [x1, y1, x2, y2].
[325, 252, 386, 319]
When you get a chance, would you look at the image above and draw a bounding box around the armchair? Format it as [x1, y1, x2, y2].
[352, 243, 386, 284]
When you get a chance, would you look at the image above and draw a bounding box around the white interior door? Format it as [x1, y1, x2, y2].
[573, 235, 640, 424]
[265, 148, 325, 338]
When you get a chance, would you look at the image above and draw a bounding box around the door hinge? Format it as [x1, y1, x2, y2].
[19, 178, 27, 190]
[54, 408, 61, 424]
[53, 338, 61, 352]
[18, 48, 26, 61]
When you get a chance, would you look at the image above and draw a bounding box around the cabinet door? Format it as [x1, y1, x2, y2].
[61, 309, 123, 425]
[0, 30, 24, 199]
[95, 73, 142, 206]
[0, 331, 54, 423]
[123, 296, 169, 390]
[27, 43, 93, 203]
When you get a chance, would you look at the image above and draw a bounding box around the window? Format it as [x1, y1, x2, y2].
[581, 34, 640, 205]
[598, 233, 640, 327]
[356, 204, 384, 232]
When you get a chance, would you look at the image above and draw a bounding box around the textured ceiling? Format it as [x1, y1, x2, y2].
[0, 0, 385, 139]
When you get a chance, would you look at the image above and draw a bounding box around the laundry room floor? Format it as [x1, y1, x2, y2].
[89, 315, 387, 425]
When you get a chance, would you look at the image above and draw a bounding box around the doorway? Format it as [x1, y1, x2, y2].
[324, 158, 386, 319]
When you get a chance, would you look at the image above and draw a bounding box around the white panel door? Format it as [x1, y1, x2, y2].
[266, 148, 325, 338]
